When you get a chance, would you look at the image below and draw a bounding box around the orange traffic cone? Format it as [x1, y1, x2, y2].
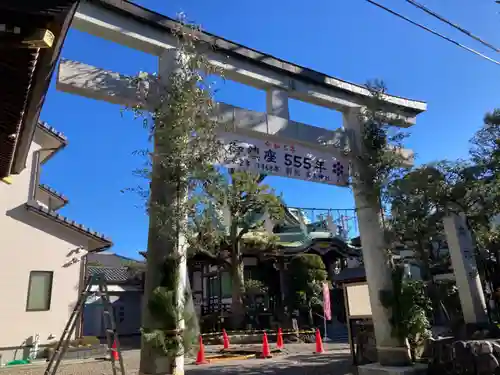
[111, 339, 119, 361]
[222, 329, 230, 350]
[314, 328, 324, 354]
[261, 332, 272, 358]
[196, 335, 209, 365]
[276, 328, 284, 349]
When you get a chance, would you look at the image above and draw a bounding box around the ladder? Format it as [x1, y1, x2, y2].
[44, 274, 126, 375]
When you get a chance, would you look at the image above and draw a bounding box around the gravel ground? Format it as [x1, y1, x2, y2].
[1, 343, 355, 375]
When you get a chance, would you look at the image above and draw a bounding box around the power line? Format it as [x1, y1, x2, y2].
[404, 0, 500, 53]
[364, 0, 500, 67]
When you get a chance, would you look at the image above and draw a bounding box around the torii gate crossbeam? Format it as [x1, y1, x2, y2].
[73, 0, 426, 122]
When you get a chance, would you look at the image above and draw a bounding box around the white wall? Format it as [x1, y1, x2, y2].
[0, 142, 96, 362]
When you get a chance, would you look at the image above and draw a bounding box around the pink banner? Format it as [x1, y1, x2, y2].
[322, 282, 331, 320]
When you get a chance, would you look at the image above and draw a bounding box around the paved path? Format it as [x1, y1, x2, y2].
[186, 351, 356, 375]
[2, 344, 356, 375]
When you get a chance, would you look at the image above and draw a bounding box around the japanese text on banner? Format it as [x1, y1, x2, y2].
[217, 133, 348, 187]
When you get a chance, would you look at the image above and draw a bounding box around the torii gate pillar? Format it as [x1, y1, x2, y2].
[266, 88, 289, 119]
[140, 49, 189, 375]
[344, 108, 412, 366]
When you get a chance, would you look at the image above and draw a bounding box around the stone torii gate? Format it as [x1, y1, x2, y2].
[56, 0, 427, 372]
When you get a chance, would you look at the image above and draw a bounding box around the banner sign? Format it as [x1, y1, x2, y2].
[323, 282, 332, 320]
[217, 132, 349, 186]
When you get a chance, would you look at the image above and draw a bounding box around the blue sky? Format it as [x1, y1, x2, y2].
[40, 0, 500, 258]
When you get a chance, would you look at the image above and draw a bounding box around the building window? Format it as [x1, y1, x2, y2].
[221, 272, 232, 297]
[26, 271, 53, 311]
[207, 275, 219, 299]
[113, 305, 125, 324]
[206, 272, 233, 299]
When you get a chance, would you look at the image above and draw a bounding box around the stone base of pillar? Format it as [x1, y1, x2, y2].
[377, 347, 413, 367]
[358, 363, 427, 375]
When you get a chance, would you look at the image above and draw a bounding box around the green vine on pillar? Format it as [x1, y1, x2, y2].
[122, 13, 225, 374]
[354, 81, 431, 361]
[141, 254, 198, 359]
[379, 265, 432, 361]
[351, 81, 413, 267]
[354, 80, 411, 209]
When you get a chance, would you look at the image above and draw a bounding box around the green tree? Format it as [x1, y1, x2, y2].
[385, 108, 500, 323]
[470, 109, 500, 178]
[468, 109, 500, 230]
[387, 165, 450, 280]
[411, 110, 500, 235]
[387, 155, 499, 266]
[467, 110, 500, 280]
[287, 253, 328, 326]
[187, 170, 283, 328]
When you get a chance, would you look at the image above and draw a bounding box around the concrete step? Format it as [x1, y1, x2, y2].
[327, 325, 349, 343]
[327, 335, 349, 343]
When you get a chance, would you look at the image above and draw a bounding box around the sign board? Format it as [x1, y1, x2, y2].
[217, 132, 349, 186]
[323, 282, 332, 320]
[345, 283, 372, 317]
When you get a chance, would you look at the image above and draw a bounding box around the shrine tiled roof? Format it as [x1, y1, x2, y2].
[39, 183, 69, 205]
[25, 201, 113, 250]
[0, 0, 78, 178]
[87, 252, 144, 267]
[86, 253, 145, 284]
[37, 121, 68, 143]
[87, 266, 130, 282]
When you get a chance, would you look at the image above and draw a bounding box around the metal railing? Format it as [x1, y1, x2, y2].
[288, 207, 358, 240]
